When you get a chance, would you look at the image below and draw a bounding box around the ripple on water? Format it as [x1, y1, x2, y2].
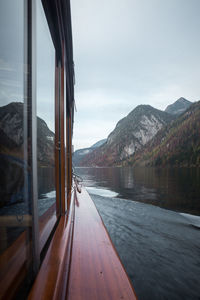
[90, 193, 200, 300]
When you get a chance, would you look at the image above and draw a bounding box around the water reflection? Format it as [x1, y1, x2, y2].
[76, 167, 200, 215]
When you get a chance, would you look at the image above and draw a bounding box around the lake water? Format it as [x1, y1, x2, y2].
[75, 167, 200, 300]
[75, 167, 200, 215]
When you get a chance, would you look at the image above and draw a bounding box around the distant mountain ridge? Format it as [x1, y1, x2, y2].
[73, 97, 196, 167]
[0, 102, 55, 207]
[0, 102, 24, 148]
[129, 101, 200, 167]
[91, 139, 106, 148]
[72, 139, 106, 166]
[80, 105, 174, 166]
[165, 97, 192, 115]
[0, 102, 55, 166]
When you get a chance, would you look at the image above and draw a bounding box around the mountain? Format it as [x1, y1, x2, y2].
[165, 97, 192, 115]
[80, 105, 174, 167]
[72, 139, 106, 166]
[130, 101, 200, 167]
[0, 102, 24, 149]
[0, 102, 55, 166]
[91, 139, 106, 148]
[73, 147, 94, 166]
[37, 116, 55, 166]
[0, 102, 55, 207]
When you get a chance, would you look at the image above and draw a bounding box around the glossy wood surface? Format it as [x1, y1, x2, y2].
[66, 113, 72, 206]
[28, 187, 137, 300]
[28, 192, 75, 300]
[67, 188, 137, 300]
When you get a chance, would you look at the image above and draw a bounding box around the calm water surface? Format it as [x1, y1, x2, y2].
[76, 167, 200, 215]
[76, 167, 200, 300]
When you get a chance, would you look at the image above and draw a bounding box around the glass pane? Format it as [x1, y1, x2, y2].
[0, 0, 33, 296]
[36, 0, 56, 224]
[0, 0, 30, 252]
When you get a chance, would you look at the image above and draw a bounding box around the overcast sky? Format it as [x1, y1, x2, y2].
[1, 1, 200, 150]
[0, 0, 55, 132]
[71, 0, 200, 150]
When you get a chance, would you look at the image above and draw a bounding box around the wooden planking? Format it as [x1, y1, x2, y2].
[66, 188, 137, 300]
[28, 187, 137, 300]
[28, 192, 75, 300]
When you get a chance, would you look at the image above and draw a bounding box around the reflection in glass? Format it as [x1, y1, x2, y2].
[36, 0, 56, 220]
[64, 69, 68, 210]
[0, 0, 30, 255]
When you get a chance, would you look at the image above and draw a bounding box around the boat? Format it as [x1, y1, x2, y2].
[0, 1, 137, 299]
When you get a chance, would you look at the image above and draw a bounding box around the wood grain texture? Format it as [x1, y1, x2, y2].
[29, 188, 137, 300]
[66, 113, 72, 206]
[28, 192, 75, 300]
[66, 188, 137, 300]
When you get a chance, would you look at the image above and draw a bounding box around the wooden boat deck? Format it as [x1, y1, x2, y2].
[29, 187, 137, 300]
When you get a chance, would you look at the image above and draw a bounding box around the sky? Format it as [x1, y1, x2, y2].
[71, 0, 200, 150]
[0, 0, 55, 132]
[1, 1, 200, 148]
[0, 1, 24, 105]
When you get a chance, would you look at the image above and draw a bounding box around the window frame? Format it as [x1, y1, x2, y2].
[0, 0, 70, 297]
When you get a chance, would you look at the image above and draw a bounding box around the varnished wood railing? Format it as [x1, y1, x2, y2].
[28, 191, 75, 300]
[29, 187, 137, 300]
[67, 187, 137, 300]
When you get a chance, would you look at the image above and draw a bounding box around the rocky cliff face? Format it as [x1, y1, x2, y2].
[0, 102, 24, 148]
[37, 117, 55, 166]
[131, 101, 200, 167]
[0, 102, 55, 166]
[80, 105, 174, 166]
[0, 102, 55, 207]
[165, 97, 192, 115]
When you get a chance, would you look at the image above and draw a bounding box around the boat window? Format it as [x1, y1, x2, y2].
[36, 0, 57, 248]
[0, 0, 70, 297]
[0, 0, 33, 293]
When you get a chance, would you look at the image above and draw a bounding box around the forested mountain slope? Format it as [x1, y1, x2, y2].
[80, 105, 174, 166]
[128, 101, 200, 167]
